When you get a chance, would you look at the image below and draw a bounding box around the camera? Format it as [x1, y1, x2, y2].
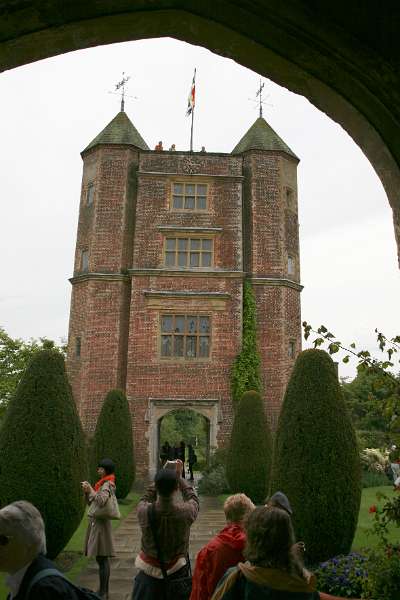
[163, 460, 178, 470]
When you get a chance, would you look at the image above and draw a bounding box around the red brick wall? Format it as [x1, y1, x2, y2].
[67, 143, 302, 474]
[243, 150, 301, 426]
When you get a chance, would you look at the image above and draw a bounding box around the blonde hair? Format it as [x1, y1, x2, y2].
[223, 493, 255, 523]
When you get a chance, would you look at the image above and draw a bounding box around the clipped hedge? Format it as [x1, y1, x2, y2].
[226, 390, 272, 503]
[0, 349, 87, 558]
[271, 349, 362, 564]
[92, 389, 135, 499]
[231, 281, 262, 407]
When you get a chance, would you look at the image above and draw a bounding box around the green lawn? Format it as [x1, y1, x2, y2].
[352, 485, 398, 550]
[0, 492, 139, 597]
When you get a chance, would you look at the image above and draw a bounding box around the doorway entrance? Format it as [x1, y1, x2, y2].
[147, 398, 220, 477]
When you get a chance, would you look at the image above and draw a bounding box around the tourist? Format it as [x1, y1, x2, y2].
[265, 490, 293, 515]
[160, 441, 172, 466]
[82, 458, 117, 599]
[389, 444, 400, 485]
[190, 493, 254, 600]
[211, 506, 319, 600]
[188, 444, 197, 481]
[179, 441, 187, 479]
[132, 460, 199, 599]
[0, 500, 80, 599]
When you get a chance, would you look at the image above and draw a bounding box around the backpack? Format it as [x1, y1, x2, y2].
[25, 568, 101, 600]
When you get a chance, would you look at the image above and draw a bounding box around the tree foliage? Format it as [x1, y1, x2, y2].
[302, 322, 400, 429]
[0, 327, 66, 420]
[0, 348, 87, 558]
[92, 389, 135, 499]
[226, 390, 272, 504]
[231, 281, 262, 406]
[271, 349, 362, 564]
[342, 368, 400, 432]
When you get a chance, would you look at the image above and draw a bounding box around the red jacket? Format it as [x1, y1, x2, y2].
[190, 523, 246, 600]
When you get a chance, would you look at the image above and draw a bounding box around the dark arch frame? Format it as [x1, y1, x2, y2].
[0, 2, 399, 264]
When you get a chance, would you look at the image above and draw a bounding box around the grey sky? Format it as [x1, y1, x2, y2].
[0, 38, 399, 379]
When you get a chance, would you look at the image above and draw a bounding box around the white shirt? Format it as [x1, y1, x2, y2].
[6, 562, 32, 599]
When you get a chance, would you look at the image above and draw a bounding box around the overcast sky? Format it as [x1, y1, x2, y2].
[0, 38, 399, 379]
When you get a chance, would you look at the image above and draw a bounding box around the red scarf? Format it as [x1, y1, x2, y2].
[94, 474, 116, 492]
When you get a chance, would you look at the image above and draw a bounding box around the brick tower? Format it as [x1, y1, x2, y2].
[67, 109, 302, 475]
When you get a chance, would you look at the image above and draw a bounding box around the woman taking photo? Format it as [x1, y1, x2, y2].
[81, 458, 117, 600]
[212, 505, 320, 600]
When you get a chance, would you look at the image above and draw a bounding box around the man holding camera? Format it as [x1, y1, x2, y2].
[132, 459, 199, 599]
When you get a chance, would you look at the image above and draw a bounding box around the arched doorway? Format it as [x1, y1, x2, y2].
[147, 398, 220, 477]
[158, 409, 210, 478]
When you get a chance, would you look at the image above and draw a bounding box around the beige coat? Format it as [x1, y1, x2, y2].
[84, 481, 116, 557]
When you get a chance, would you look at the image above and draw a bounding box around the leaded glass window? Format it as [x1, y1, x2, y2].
[164, 237, 213, 268]
[160, 315, 211, 360]
[172, 183, 208, 211]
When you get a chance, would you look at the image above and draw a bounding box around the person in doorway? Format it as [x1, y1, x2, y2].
[0, 500, 80, 599]
[82, 458, 117, 599]
[190, 493, 254, 600]
[160, 441, 172, 466]
[211, 506, 319, 600]
[188, 444, 197, 481]
[132, 460, 199, 599]
[178, 441, 186, 479]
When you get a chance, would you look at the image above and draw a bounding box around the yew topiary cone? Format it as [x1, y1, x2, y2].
[226, 390, 272, 503]
[92, 389, 135, 499]
[271, 349, 362, 564]
[0, 349, 87, 558]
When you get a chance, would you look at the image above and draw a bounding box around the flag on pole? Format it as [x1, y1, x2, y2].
[186, 69, 196, 116]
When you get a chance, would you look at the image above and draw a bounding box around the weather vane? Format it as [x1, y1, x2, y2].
[249, 78, 272, 118]
[108, 72, 134, 112]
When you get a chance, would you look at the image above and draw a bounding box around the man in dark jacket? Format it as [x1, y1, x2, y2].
[0, 500, 80, 599]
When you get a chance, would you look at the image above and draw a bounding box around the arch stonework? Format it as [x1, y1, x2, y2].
[145, 398, 220, 478]
[0, 2, 400, 264]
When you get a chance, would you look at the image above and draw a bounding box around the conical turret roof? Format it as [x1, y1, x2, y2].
[83, 111, 149, 153]
[232, 117, 298, 159]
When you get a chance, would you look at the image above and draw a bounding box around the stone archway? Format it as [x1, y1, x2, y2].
[146, 398, 220, 478]
[0, 3, 399, 264]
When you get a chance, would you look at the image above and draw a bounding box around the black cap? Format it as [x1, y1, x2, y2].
[268, 491, 293, 515]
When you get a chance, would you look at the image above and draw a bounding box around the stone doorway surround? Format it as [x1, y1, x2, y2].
[147, 397, 220, 477]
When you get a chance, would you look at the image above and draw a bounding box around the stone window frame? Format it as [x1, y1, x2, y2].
[170, 181, 209, 212]
[284, 186, 296, 211]
[287, 254, 295, 276]
[288, 339, 296, 359]
[163, 235, 214, 269]
[158, 313, 212, 362]
[81, 249, 89, 272]
[86, 182, 95, 206]
[75, 336, 82, 358]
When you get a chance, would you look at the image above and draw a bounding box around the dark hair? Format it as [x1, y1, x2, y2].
[154, 469, 178, 497]
[245, 506, 303, 576]
[98, 458, 115, 475]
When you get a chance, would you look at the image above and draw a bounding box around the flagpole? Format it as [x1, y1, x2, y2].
[190, 105, 195, 152]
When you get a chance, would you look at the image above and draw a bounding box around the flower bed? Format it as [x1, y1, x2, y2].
[315, 553, 367, 599]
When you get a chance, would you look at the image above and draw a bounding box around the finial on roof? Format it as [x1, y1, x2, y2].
[256, 79, 265, 118]
[115, 72, 130, 112]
